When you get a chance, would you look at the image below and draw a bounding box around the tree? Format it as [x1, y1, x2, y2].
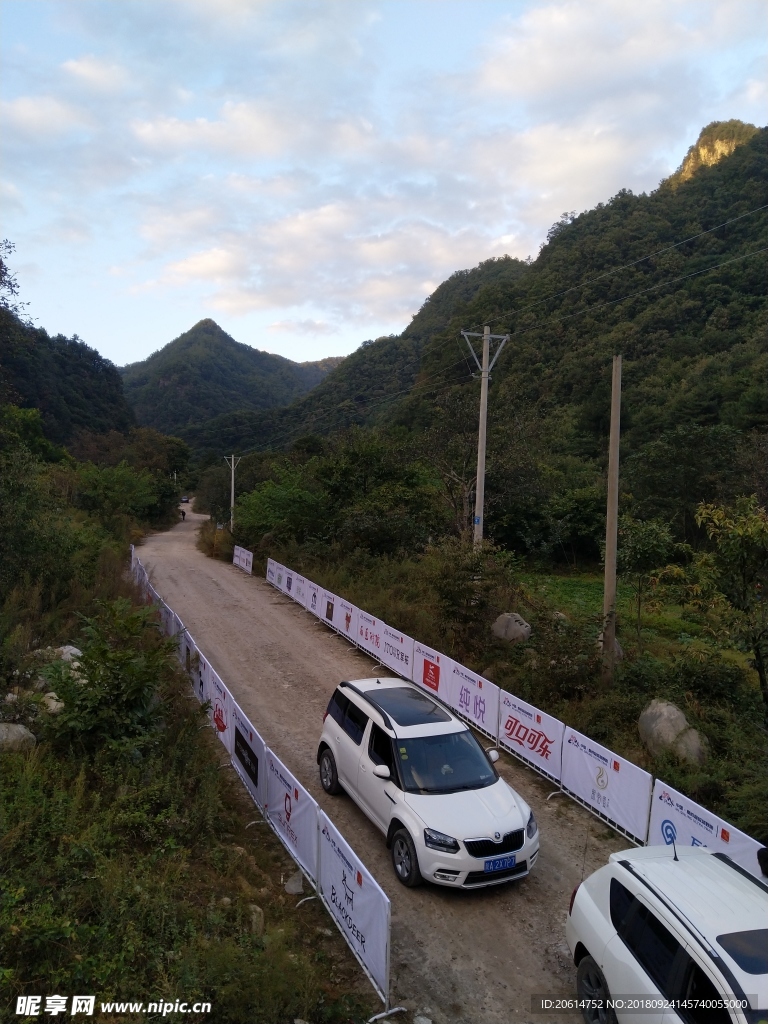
[617, 515, 676, 646]
[695, 496, 768, 721]
[0, 239, 32, 324]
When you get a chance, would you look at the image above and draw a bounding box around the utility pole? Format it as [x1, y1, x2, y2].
[602, 355, 622, 685]
[223, 454, 241, 533]
[462, 325, 509, 547]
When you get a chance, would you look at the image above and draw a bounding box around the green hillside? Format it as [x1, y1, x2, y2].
[121, 318, 343, 438]
[0, 307, 135, 444]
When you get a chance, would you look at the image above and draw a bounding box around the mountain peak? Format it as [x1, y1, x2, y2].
[668, 119, 759, 186]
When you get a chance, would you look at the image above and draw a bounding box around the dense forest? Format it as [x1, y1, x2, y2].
[121, 318, 343, 439]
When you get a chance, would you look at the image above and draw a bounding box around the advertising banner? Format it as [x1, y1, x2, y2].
[193, 646, 210, 705]
[318, 811, 389, 1001]
[335, 596, 358, 643]
[265, 748, 319, 883]
[231, 702, 266, 811]
[233, 545, 242, 568]
[356, 608, 382, 660]
[379, 622, 414, 680]
[209, 670, 234, 754]
[498, 692, 565, 782]
[241, 548, 253, 574]
[306, 581, 322, 618]
[280, 566, 295, 598]
[266, 558, 278, 587]
[292, 574, 309, 609]
[275, 564, 288, 593]
[321, 590, 352, 634]
[648, 779, 763, 877]
[448, 662, 500, 740]
[411, 642, 453, 704]
[561, 728, 652, 842]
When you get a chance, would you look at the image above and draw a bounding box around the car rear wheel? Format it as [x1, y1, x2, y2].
[391, 829, 422, 887]
[319, 749, 341, 795]
[576, 955, 617, 1024]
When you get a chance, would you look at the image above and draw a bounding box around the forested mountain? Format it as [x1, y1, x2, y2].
[183, 256, 528, 456]
[0, 308, 135, 444]
[121, 318, 343, 438]
[188, 122, 766, 461]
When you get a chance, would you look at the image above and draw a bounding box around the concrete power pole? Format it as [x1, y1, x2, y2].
[462, 325, 509, 547]
[602, 355, 622, 684]
[223, 454, 242, 533]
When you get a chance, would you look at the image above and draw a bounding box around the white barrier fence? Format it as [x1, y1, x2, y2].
[263, 554, 765, 876]
[130, 550, 393, 1009]
[233, 545, 253, 574]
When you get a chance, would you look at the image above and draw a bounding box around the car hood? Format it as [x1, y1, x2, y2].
[403, 779, 528, 840]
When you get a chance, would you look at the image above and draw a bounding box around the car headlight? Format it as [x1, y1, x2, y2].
[526, 811, 537, 839]
[423, 828, 460, 853]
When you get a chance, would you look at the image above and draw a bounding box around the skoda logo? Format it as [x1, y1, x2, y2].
[494, 831, 501, 841]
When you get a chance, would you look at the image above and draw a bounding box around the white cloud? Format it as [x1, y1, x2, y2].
[268, 319, 340, 335]
[0, 95, 90, 135]
[62, 55, 128, 91]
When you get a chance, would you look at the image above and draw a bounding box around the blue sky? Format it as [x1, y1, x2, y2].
[1, 0, 765, 367]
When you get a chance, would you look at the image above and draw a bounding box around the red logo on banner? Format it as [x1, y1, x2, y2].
[356, 870, 363, 887]
[423, 661, 440, 691]
[612, 760, 620, 772]
[213, 702, 227, 733]
[720, 828, 730, 843]
[294, 787, 299, 801]
[536, 713, 542, 724]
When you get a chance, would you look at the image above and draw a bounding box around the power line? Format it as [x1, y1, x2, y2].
[227, 235, 768, 458]
[462, 203, 768, 335]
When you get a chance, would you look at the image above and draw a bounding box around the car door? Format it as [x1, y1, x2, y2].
[602, 887, 684, 1024]
[357, 722, 399, 832]
[334, 697, 369, 792]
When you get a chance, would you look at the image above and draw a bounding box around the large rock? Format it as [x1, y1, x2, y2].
[56, 645, 82, 663]
[0, 723, 36, 752]
[41, 692, 65, 715]
[491, 613, 532, 644]
[638, 699, 709, 765]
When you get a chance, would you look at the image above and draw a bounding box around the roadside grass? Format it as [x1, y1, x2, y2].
[0, 615, 376, 1024]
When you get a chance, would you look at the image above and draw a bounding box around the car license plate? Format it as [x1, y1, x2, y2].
[484, 854, 516, 872]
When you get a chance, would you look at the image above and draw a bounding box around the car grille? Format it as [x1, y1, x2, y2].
[463, 829, 524, 858]
[463, 862, 527, 886]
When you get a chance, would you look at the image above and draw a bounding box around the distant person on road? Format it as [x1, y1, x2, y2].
[180, 508, 186, 521]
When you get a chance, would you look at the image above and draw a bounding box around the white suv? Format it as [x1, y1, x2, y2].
[566, 845, 768, 1024]
[316, 678, 539, 888]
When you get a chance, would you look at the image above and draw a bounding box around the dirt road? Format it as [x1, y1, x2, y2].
[140, 513, 628, 1024]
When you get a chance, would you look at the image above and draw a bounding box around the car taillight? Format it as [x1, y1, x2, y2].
[323, 710, 328, 722]
[569, 883, 581, 915]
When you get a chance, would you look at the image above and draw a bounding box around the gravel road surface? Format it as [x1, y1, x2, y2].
[140, 513, 629, 1024]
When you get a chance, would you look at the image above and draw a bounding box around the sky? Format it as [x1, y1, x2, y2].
[1, 0, 766, 368]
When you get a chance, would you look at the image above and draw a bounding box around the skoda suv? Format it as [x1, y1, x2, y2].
[316, 678, 539, 888]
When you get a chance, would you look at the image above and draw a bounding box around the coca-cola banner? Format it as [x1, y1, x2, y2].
[378, 621, 414, 680]
[292, 574, 309, 608]
[648, 779, 763, 878]
[266, 558, 278, 587]
[498, 693, 564, 782]
[335, 596, 358, 643]
[306, 580, 322, 618]
[231, 702, 266, 811]
[561, 728, 652, 842]
[448, 662, 500, 740]
[411, 641, 453, 704]
[209, 670, 234, 754]
[318, 811, 390, 1002]
[356, 608, 382, 661]
[266, 748, 319, 884]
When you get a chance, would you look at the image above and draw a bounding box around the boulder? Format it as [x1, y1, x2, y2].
[41, 692, 65, 715]
[0, 723, 36, 752]
[638, 699, 709, 765]
[491, 613, 532, 644]
[250, 904, 265, 937]
[56, 645, 82, 663]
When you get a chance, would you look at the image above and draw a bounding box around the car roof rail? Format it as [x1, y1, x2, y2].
[339, 680, 393, 731]
[712, 851, 768, 894]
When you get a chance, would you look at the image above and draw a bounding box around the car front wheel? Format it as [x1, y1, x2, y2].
[319, 749, 342, 795]
[576, 955, 617, 1024]
[391, 828, 422, 887]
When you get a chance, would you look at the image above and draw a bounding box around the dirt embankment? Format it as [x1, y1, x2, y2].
[140, 513, 628, 1024]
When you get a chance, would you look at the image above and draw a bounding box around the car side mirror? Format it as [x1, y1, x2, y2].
[486, 748, 500, 763]
[372, 764, 391, 779]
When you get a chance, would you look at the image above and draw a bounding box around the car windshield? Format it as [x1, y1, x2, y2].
[396, 729, 498, 794]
